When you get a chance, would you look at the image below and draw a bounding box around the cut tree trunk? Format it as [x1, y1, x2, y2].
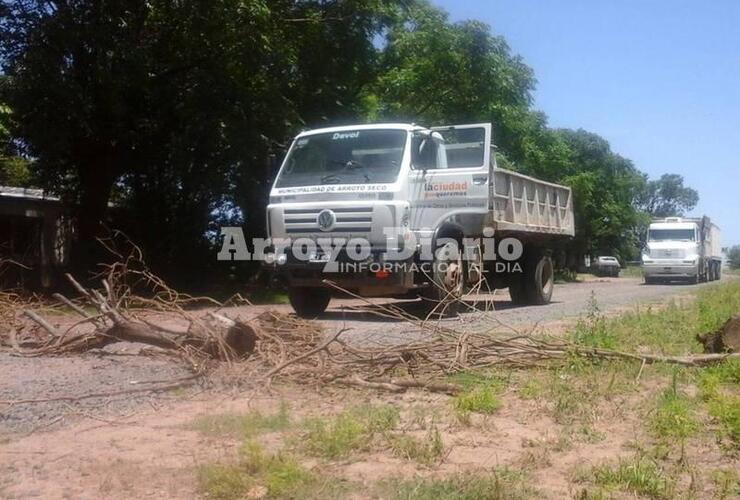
[697, 315, 740, 353]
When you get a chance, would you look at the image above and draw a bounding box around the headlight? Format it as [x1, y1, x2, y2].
[682, 259, 696, 264]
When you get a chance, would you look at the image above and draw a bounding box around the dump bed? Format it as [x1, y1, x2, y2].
[487, 168, 575, 236]
[703, 219, 722, 259]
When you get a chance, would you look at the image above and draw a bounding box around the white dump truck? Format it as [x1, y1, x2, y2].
[642, 216, 722, 284]
[263, 123, 574, 316]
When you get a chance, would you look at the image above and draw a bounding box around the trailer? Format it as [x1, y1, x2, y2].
[642, 216, 722, 284]
[263, 123, 574, 316]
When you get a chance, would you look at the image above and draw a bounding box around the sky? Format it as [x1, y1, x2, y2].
[433, 0, 740, 246]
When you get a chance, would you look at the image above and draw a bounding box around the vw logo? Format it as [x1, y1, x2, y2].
[317, 209, 336, 231]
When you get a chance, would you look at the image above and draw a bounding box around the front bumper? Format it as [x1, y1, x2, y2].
[642, 263, 697, 278]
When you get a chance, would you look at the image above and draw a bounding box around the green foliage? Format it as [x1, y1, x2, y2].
[572, 281, 740, 355]
[587, 457, 675, 499]
[727, 246, 740, 270]
[198, 441, 313, 500]
[0, 0, 700, 282]
[571, 293, 618, 349]
[548, 129, 648, 261]
[192, 403, 290, 437]
[698, 359, 740, 447]
[638, 173, 699, 218]
[453, 386, 501, 418]
[0, 98, 30, 186]
[388, 425, 444, 465]
[650, 375, 697, 441]
[302, 404, 400, 459]
[386, 469, 537, 500]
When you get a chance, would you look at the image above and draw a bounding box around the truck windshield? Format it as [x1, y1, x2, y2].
[275, 129, 407, 187]
[648, 229, 695, 241]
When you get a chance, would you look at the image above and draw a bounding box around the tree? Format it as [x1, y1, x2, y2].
[545, 129, 647, 261]
[0, 0, 700, 283]
[638, 173, 699, 218]
[0, 0, 396, 281]
[727, 246, 740, 270]
[0, 87, 30, 186]
[372, 2, 538, 158]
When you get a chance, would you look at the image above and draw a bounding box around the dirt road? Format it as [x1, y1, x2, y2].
[289, 276, 718, 345]
[0, 276, 734, 499]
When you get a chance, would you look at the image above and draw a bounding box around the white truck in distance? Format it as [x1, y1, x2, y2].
[264, 123, 575, 317]
[642, 216, 722, 284]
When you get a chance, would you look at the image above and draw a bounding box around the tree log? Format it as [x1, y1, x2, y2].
[697, 315, 740, 353]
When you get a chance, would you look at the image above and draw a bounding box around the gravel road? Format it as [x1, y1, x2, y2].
[298, 276, 718, 344]
[0, 276, 721, 434]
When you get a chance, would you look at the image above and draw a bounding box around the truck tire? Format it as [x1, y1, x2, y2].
[708, 264, 715, 282]
[525, 253, 554, 305]
[421, 240, 464, 316]
[716, 263, 722, 281]
[288, 287, 331, 318]
[644, 276, 656, 285]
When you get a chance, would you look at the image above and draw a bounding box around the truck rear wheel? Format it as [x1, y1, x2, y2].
[508, 251, 554, 305]
[525, 253, 554, 305]
[288, 287, 331, 318]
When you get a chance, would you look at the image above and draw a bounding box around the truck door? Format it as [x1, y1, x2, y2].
[409, 123, 491, 233]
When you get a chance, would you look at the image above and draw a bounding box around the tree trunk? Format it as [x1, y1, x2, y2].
[70, 147, 118, 276]
[697, 316, 740, 353]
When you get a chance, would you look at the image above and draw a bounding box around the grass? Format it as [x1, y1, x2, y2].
[698, 359, 740, 447]
[582, 456, 675, 499]
[530, 357, 636, 426]
[568, 283, 740, 447]
[385, 468, 537, 500]
[192, 403, 291, 438]
[453, 386, 502, 419]
[711, 469, 740, 499]
[571, 281, 740, 355]
[555, 268, 580, 283]
[302, 404, 400, 459]
[247, 289, 289, 305]
[622, 264, 644, 278]
[447, 369, 506, 421]
[198, 441, 316, 500]
[388, 425, 444, 465]
[650, 374, 698, 443]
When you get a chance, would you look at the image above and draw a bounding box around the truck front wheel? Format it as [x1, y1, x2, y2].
[288, 287, 331, 318]
[421, 240, 464, 316]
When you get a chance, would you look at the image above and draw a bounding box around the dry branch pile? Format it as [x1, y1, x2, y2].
[2, 237, 260, 368]
[3, 238, 738, 397]
[236, 300, 738, 395]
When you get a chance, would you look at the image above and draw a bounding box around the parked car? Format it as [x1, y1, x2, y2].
[591, 256, 621, 277]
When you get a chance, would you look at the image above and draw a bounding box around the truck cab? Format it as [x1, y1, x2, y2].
[642, 217, 722, 284]
[264, 123, 574, 317]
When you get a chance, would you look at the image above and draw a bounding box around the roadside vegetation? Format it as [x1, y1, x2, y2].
[195, 281, 740, 499]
